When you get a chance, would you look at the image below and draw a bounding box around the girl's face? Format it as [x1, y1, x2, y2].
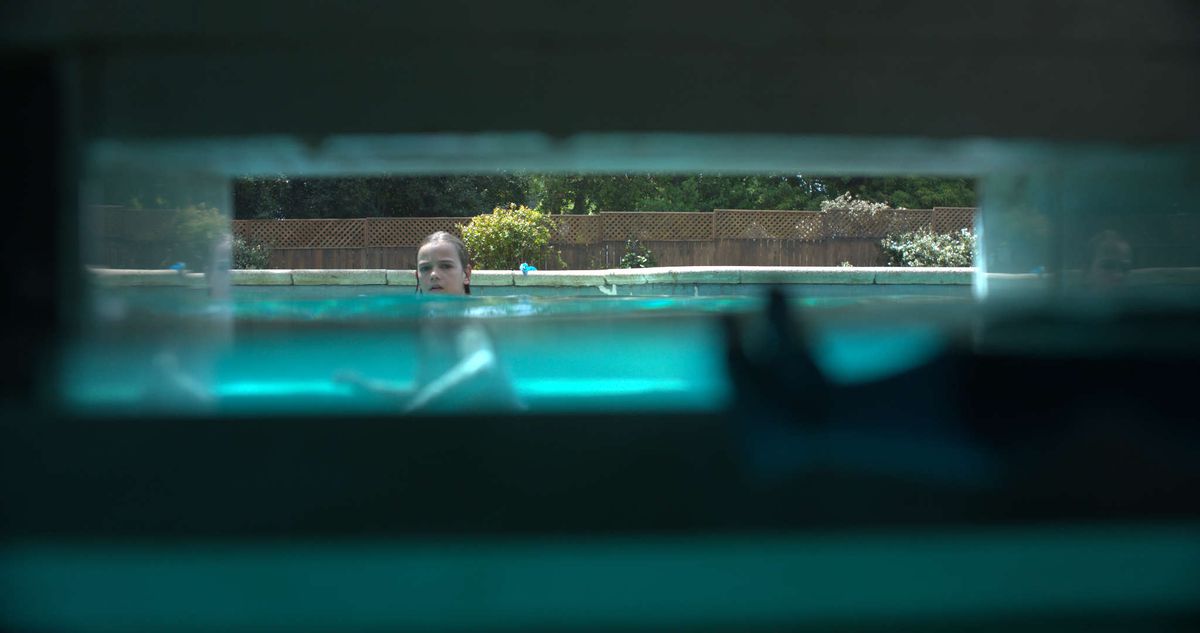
[416, 241, 470, 295]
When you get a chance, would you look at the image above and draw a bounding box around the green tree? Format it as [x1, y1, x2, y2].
[233, 174, 533, 219]
[528, 174, 660, 214]
[820, 176, 975, 209]
[171, 203, 227, 269]
[233, 173, 977, 218]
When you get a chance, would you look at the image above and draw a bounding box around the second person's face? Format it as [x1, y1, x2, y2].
[416, 242, 470, 295]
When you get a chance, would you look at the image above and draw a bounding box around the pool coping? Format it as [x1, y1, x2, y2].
[87, 266, 977, 287]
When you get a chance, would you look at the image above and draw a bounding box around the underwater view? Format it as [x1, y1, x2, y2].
[66, 285, 970, 415]
[4, 2, 1200, 631]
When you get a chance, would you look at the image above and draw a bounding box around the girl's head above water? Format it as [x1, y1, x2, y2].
[416, 231, 472, 295]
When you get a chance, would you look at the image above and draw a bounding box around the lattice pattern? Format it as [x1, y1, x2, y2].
[233, 219, 365, 248]
[601, 212, 713, 241]
[235, 220, 288, 248]
[824, 209, 940, 238]
[233, 208, 978, 249]
[932, 207, 976, 234]
[549, 214, 602, 244]
[236, 218, 464, 248]
[233, 220, 287, 247]
[713, 210, 824, 240]
[882, 209, 935, 236]
[824, 209, 874, 238]
[365, 217, 463, 246]
[317, 219, 366, 248]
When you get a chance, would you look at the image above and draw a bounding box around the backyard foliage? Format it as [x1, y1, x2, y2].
[171, 203, 226, 269]
[819, 192, 893, 214]
[233, 174, 531, 219]
[232, 236, 271, 269]
[619, 239, 657, 269]
[819, 192, 893, 237]
[880, 229, 976, 267]
[458, 204, 560, 270]
[233, 174, 976, 219]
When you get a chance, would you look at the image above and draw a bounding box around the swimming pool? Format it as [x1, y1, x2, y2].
[66, 271, 973, 416]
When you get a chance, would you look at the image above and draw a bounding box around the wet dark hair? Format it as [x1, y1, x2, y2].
[418, 231, 471, 294]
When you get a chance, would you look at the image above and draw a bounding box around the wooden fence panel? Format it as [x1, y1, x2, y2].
[812, 239, 886, 267]
[263, 240, 888, 269]
[552, 215, 603, 244]
[713, 210, 823, 240]
[552, 244, 606, 269]
[601, 212, 713, 241]
[270, 248, 365, 269]
[932, 207, 976, 234]
[606, 241, 716, 267]
[712, 239, 885, 267]
[98, 207, 976, 269]
[365, 218, 464, 246]
[363, 247, 419, 269]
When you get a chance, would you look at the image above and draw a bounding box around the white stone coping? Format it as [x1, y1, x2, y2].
[513, 271, 606, 287]
[86, 266, 983, 287]
[872, 267, 974, 285]
[470, 270, 516, 287]
[292, 269, 388, 285]
[230, 269, 294, 285]
[385, 269, 414, 286]
[983, 268, 1200, 286]
[88, 267, 207, 287]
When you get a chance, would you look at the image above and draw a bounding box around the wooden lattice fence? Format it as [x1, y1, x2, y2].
[93, 207, 976, 269]
[550, 215, 603, 244]
[600, 212, 715, 241]
[713, 210, 825, 240]
[932, 207, 976, 234]
[236, 217, 468, 248]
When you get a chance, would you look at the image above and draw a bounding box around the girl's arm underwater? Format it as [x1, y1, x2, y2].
[336, 324, 523, 413]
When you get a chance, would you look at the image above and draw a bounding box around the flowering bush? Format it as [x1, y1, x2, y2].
[619, 239, 657, 268]
[880, 228, 975, 267]
[820, 192, 895, 237]
[233, 236, 271, 269]
[819, 192, 893, 215]
[459, 204, 561, 270]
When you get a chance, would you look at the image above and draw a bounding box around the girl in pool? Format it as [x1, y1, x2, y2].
[416, 231, 472, 295]
[339, 231, 522, 412]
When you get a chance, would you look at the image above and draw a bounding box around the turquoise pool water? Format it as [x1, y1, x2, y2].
[95, 283, 970, 320]
[68, 286, 969, 415]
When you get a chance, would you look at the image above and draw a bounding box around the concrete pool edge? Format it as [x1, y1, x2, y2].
[88, 266, 977, 288]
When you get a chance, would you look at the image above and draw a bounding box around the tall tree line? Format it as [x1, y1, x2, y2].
[232, 174, 976, 219]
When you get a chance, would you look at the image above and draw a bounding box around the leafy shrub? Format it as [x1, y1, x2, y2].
[171, 203, 227, 269]
[880, 228, 976, 267]
[619, 239, 657, 268]
[459, 203, 561, 270]
[233, 236, 272, 269]
[819, 192, 895, 214]
[820, 192, 895, 237]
